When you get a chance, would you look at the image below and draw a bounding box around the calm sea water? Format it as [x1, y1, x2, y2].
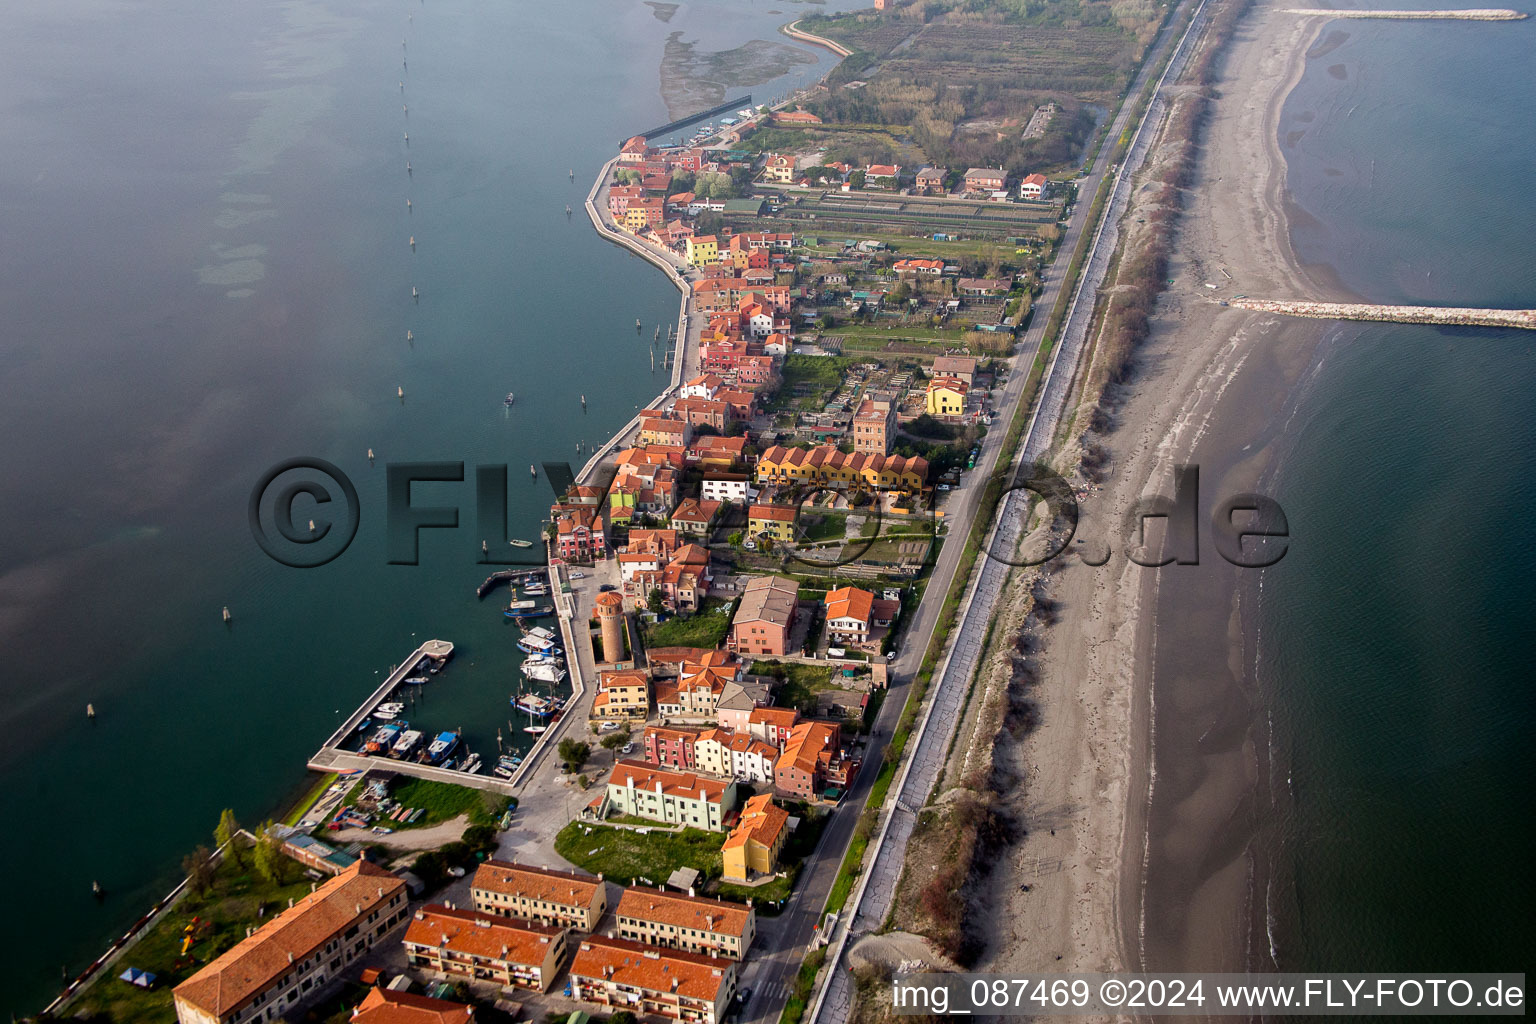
[0, 0, 855, 1013]
[1261, 2, 1536, 969]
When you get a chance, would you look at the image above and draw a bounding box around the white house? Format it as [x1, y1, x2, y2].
[747, 311, 775, 338]
[681, 374, 724, 400]
[702, 473, 751, 505]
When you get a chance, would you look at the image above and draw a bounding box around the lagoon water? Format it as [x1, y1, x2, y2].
[1261, 2, 1536, 969]
[0, 0, 855, 1013]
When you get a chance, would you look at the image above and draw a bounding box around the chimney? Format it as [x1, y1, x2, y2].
[688, 886, 696, 898]
[288, 952, 295, 964]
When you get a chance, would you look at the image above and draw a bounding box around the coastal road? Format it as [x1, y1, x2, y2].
[801, 1, 1217, 1022]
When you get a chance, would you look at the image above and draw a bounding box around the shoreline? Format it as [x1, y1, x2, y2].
[1126, 1, 1340, 974]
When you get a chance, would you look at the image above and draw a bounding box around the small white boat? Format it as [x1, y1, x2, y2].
[523, 725, 547, 735]
[508, 538, 533, 548]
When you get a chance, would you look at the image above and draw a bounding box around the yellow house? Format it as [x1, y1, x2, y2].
[763, 153, 796, 184]
[722, 793, 790, 880]
[748, 503, 798, 543]
[754, 446, 928, 494]
[926, 375, 969, 417]
[591, 669, 651, 721]
[686, 234, 719, 267]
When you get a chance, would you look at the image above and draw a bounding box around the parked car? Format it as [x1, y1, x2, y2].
[621, 743, 635, 755]
[599, 583, 617, 592]
[571, 571, 587, 579]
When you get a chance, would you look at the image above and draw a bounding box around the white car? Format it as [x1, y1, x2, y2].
[621, 742, 635, 755]
[571, 571, 587, 579]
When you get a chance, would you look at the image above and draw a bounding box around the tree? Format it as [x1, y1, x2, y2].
[182, 845, 216, 895]
[728, 531, 744, 548]
[600, 731, 631, 754]
[819, 313, 836, 330]
[647, 588, 666, 615]
[251, 820, 284, 884]
[215, 809, 241, 864]
[557, 738, 591, 771]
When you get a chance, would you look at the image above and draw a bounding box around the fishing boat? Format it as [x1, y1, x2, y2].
[493, 765, 515, 779]
[497, 754, 523, 769]
[390, 728, 423, 758]
[508, 538, 534, 548]
[425, 730, 459, 764]
[505, 604, 554, 620]
[508, 599, 536, 611]
[521, 582, 548, 596]
[522, 660, 567, 684]
[516, 634, 559, 655]
[365, 722, 405, 753]
[513, 691, 556, 717]
[402, 675, 430, 685]
[504, 392, 516, 406]
[460, 753, 482, 774]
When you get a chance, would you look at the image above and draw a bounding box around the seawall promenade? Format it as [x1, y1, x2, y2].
[1283, 7, 1527, 17]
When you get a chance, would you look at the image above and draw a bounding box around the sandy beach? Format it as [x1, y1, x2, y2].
[974, 0, 1344, 977]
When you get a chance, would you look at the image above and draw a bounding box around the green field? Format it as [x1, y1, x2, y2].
[343, 777, 509, 831]
[642, 600, 734, 649]
[556, 821, 725, 883]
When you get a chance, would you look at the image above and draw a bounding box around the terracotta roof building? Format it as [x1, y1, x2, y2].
[403, 904, 569, 992]
[728, 576, 799, 657]
[172, 861, 408, 1024]
[614, 885, 757, 960]
[722, 793, 791, 881]
[600, 760, 740, 831]
[469, 861, 608, 931]
[568, 935, 738, 1024]
[350, 988, 474, 1024]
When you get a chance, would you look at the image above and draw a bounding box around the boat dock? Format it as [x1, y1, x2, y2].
[477, 567, 545, 599]
[1230, 298, 1536, 330]
[305, 639, 515, 795]
[628, 94, 751, 145]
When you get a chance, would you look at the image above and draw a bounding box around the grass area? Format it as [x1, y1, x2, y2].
[556, 821, 724, 884]
[778, 947, 828, 1024]
[343, 777, 509, 831]
[282, 771, 338, 827]
[66, 842, 312, 1023]
[642, 601, 734, 650]
[799, 511, 849, 543]
[752, 661, 837, 710]
[769, 354, 854, 412]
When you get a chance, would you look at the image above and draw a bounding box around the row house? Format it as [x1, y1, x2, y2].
[600, 760, 739, 831]
[644, 724, 703, 771]
[568, 936, 737, 1024]
[470, 860, 608, 930]
[655, 654, 739, 719]
[591, 668, 651, 722]
[775, 720, 851, 800]
[688, 434, 746, 469]
[609, 184, 645, 217]
[701, 338, 750, 374]
[614, 886, 757, 960]
[630, 543, 712, 615]
[622, 198, 664, 231]
[694, 728, 778, 784]
[554, 506, 608, 561]
[736, 354, 778, 388]
[747, 706, 800, 748]
[403, 905, 568, 992]
[685, 234, 719, 267]
[672, 397, 731, 432]
[639, 416, 691, 448]
[692, 277, 751, 313]
[754, 446, 928, 493]
[172, 862, 408, 1024]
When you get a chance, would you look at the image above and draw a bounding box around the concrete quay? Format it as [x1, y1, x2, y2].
[1284, 7, 1527, 17]
[1232, 298, 1536, 329]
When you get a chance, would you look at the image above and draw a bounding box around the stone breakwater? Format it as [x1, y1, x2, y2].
[1283, 7, 1527, 18]
[1232, 298, 1536, 330]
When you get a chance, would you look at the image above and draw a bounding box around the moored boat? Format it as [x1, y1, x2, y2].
[508, 538, 534, 548]
[391, 729, 423, 758]
[366, 722, 405, 754]
[425, 730, 459, 764]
